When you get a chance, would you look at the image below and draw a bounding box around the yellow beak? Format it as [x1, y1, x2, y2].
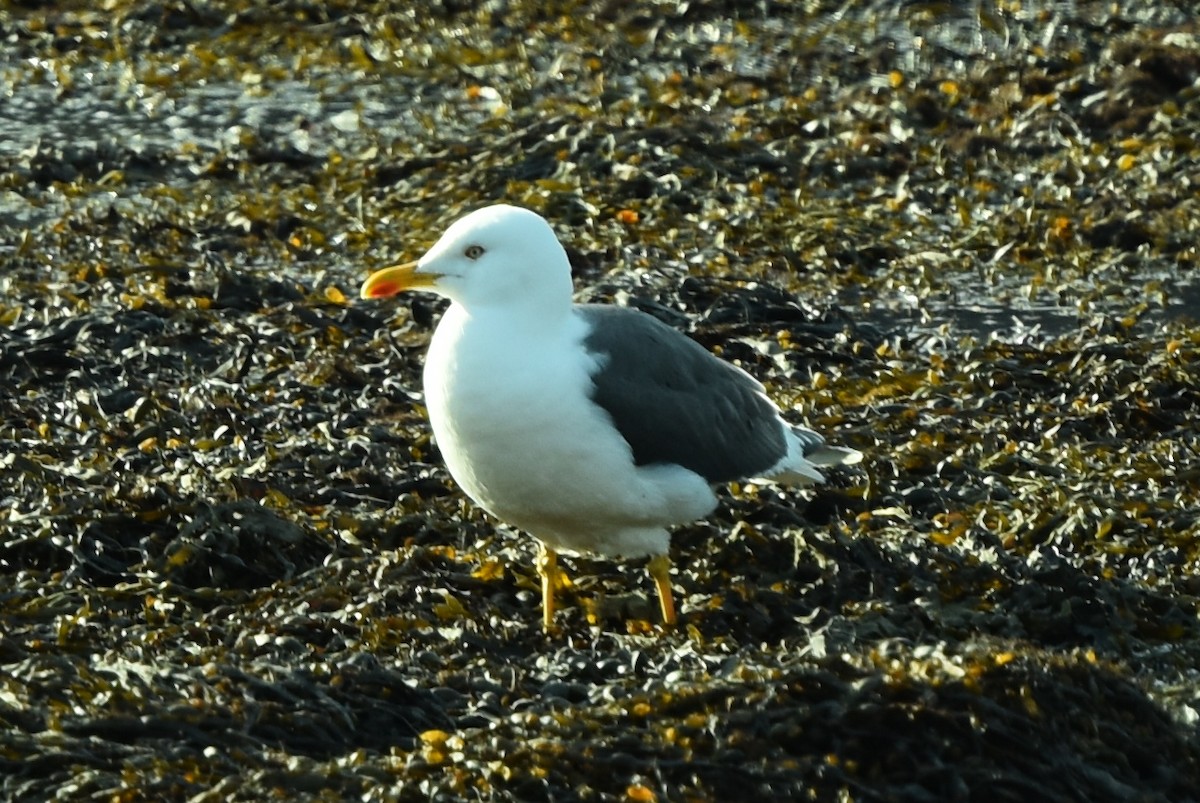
[359, 261, 441, 299]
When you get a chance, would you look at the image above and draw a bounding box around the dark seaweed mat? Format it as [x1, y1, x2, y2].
[2, 1, 1200, 801]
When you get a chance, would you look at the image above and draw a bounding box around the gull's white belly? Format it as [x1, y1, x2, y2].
[420, 308, 715, 556]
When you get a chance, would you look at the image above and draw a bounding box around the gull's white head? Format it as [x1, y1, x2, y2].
[360, 204, 573, 312]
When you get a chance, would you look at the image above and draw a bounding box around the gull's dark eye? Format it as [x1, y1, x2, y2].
[465, 245, 484, 260]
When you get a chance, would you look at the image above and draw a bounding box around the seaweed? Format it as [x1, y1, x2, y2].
[2, 1, 1199, 800]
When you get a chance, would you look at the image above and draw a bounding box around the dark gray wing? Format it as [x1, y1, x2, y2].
[579, 305, 787, 484]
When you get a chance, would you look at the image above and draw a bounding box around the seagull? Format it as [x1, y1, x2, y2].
[361, 204, 861, 630]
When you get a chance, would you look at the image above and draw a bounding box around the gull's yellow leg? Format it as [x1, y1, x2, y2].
[536, 543, 559, 631]
[647, 554, 676, 626]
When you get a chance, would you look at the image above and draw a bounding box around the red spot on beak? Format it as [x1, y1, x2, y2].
[364, 281, 401, 298]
